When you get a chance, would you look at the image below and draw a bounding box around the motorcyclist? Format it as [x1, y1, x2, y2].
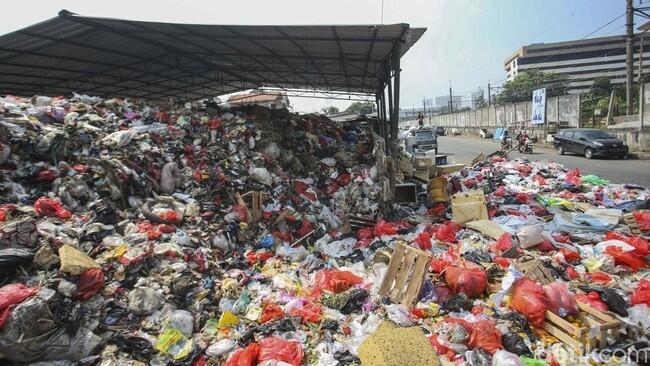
[517, 129, 529, 147]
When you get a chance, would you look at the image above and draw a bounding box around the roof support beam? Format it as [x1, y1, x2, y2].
[362, 28, 379, 91]
[274, 26, 330, 87]
[332, 26, 350, 92]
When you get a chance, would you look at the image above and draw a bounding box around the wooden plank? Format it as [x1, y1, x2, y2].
[545, 311, 580, 337]
[378, 244, 406, 296]
[577, 302, 620, 324]
[402, 253, 431, 306]
[390, 249, 417, 301]
[542, 323, 584, 355]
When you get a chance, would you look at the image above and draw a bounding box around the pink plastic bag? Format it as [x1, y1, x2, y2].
[543, 282, 578, 316]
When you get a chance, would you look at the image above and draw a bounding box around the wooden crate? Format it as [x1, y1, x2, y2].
[516, 259, 555, 285]
[542, 301, 624, 355]
[623, 211, 647, 235]
[379, 242, 432, 307]
[348, 215, 375, 232]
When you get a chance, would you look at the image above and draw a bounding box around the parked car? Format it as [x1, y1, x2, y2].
[553, 128, 628, 159]
[399, 127, 438, 155]
[435, 126, 445, 136]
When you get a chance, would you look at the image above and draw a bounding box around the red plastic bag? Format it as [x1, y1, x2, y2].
[511, 277, 548, 327]
[34, 197, 71, 219]
[74, 268, 105, 300]
[0, 284, 39, 328]
[233, 204, 248, 222]
[223, 344, 260, 366]
[415, 231, 432, 250]
[559, 248, 581, 263]
[374, 220, 398, 236]
[493, 186, 506, 197]
[289, 301, 322, 323]
[260, 303, 284, 324]
[543, 282, 578, 316]
[565, 168, 582, 186]
[313, 269, 363, 294]
[35, 168, 58, 181]
[516, 193, 531, 204]
[257, 337, 304, 366]
[634, 211, 650, 232]
[436, 221, 460, 243]
[296, 220, 314, 237]
[159, 209, 181, 223]
[587, 271, 612, 285]
[565, 266, 580, 280]
[495, 233, 514, 252]
[605, 232, 649, 256]
[357, 227, 374, 240]
[468, 320, 502, 354]
[631, 279, 650, 306]
[429, 334, 457, 359]
[605, 246, 648, 272]
[576, 292, 608, 312]
[444, 266, 487, 298]
[533, 175, 546, 186]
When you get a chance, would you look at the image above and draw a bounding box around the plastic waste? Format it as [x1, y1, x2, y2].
[511, 278, 548, 327]
[444, 266, 487, 298]
[633, 210, 650, 231]
[0, 283, 39, 328]
[313, 269, 362, 295]
[34, 197, 71, 219]
[257, 336, 304, 366]
[543, 282, 578, 317]
[492, 350, 524, 366]
[155, 328, 193, 360]
[73, 268, 104, 300]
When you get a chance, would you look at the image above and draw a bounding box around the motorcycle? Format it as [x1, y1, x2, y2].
[501, 136, 513, 150]
[518, 138, 533, 154]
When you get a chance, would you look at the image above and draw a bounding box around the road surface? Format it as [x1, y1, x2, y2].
[437, 136, 650, 188]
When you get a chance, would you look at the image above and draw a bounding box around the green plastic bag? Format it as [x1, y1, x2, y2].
[521, 357, 549, 366]
[582, 174, 609, 185]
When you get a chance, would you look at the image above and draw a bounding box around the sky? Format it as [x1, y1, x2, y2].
[0, 0, 642, 112]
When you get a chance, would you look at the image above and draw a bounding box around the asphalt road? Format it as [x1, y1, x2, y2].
[437, 135, 650, 189]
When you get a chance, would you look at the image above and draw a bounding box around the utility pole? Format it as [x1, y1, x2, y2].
[626, 0, 634, 115]
[449, 80, 454, 114]
[487, 82, 492, 107]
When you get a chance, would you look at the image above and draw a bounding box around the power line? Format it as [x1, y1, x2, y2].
[581, 13, 626, 39]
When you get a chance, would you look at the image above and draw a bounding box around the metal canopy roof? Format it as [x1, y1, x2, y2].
[0, 10, 425, 100]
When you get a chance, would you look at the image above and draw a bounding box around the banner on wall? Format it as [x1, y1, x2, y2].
[531, 88, 546, 125]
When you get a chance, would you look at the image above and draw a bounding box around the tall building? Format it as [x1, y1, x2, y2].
[504, 34, 650, 93]
[435, 95, 462, 109]
[471, 87, 485, 107]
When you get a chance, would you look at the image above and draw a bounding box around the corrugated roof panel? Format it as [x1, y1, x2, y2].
[0, 10, 426, 100]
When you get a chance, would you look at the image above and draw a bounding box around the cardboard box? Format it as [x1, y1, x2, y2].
[451, 190, 488, 224]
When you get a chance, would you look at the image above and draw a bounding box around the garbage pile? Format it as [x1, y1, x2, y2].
[1, 93, 650, 366]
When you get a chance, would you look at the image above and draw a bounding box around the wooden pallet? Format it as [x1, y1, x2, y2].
[239, 191, 268, 223]
[623, 212, 644, 235]
[378, 242, 432, 307]
[516, 259, 555, 285]
[348, 215, 375, 232]
[542, 301, 624, 355]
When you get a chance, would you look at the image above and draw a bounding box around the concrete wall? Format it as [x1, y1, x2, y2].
[607, 128, 650, 152]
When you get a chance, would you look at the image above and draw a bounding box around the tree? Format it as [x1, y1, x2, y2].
[496, 70, 569, 103]
[345, 101, 374, 114]
[589, 77, 612, 99]
[473, 95, 487, 109]
[321, 106, 339, 115]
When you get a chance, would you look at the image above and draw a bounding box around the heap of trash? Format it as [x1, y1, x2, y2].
[1, 93, 650, 366]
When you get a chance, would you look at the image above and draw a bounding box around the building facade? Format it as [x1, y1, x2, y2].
[504, 34, 650, 93]
[435, 95, 462, 109]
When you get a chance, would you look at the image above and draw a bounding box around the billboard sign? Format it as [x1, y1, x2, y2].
[531, 88, 546, 124]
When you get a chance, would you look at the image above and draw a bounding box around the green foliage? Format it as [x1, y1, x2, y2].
[345, 101, 374, 114]
[321, 106, 340, 115]
[496, 70, 569, 103]
[589, 77, 612, 99]
[473, 95, 487, 109]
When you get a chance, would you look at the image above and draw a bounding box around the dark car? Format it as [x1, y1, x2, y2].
[435, 126, 445, 136]
[553, 128, 628, 159]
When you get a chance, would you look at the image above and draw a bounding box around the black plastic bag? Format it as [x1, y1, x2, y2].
[0, 248, 34, 283]
[502, 333, 533, 357]
[111, 334, 154, 361]
[442, 293, 473, 312]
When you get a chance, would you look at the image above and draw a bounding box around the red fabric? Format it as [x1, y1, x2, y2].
[313, 269, 362, 294]
[357, 228, 374, 240]
[565, 169, 582, 186]
[257, 337, 304, 366]
[429, 334, 457, 359]
[74, 268, 105, 300]
[444, 266, 487, 298]
[511, 277, 548, 327]
[0, 284, 39, 328]
[296, 220, 314, 237]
